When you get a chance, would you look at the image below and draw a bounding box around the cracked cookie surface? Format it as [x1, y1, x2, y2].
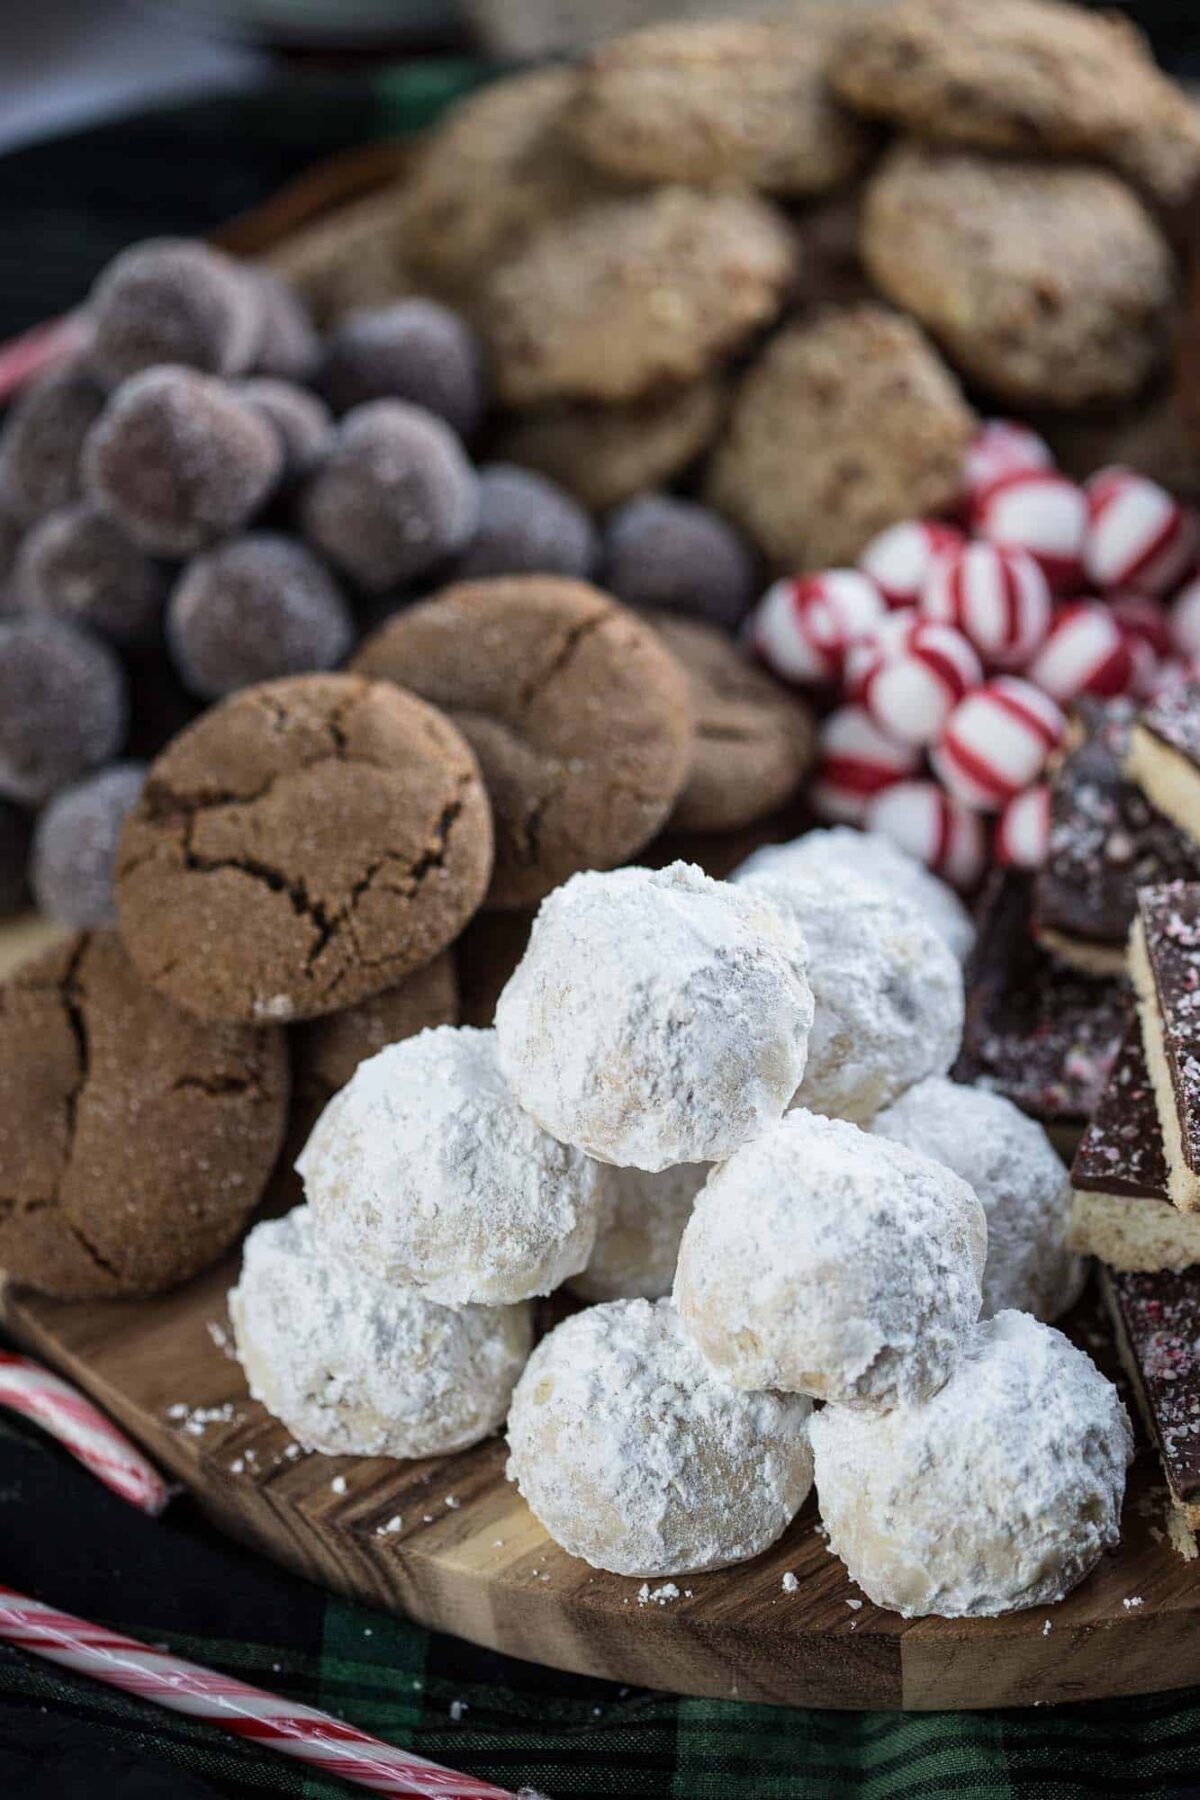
[115, 672, 493, 1022]
[0, 930, 288, 1299]
[353, 579, 693, 910]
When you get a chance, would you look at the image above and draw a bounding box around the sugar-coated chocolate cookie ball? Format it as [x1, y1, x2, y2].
[451, 464, 597, 582]
[238, 378, 332, 485]
[299, 400, 478, 593]
[0, 362, 105, 523]
[31, 761, 146, 927]
[86, 238, 263, 389]
[0, 617, 127, 804]
[167, 534, 354, 699]
[601, 493, 756, 631]
[247, 269, 320, 384]
[16, 502, 168, 649]
[0, 801, 31, 914]
[83, 366, 282, 556]
[317, 299, 486, 438]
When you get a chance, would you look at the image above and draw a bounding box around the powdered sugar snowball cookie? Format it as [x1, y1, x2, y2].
[870, 1077, 1085, 1322]
[932, 677, 1064, 812]
[494, 862, 813, 1171]
[750, 568, 885, 686]
[963, 419, 1053, 508]
[846, 611, 981, 748]
[920, 539, 1051, 671]
[972, 470, 1087, 594]
[1084, 467, 1199, 599]
[1171, 577, 1200, 660]
[298, 1026, 603, 1305]
[810, 1311, 1132, 1618]
[995, 784, 1050, 871]
[739, 867, 963, 1123]
[230, 1204, 532, 1459]
[506, 1297, 813, 1577]
[674, 1110, 985, 1407]
[569, 1161, 709, 1304]
[810, 704, 920, 826]
[734, 825, 975, 963]
[1027, 603, 1133, 704]
[857, 519, 965, 611]
[866, 779, 987, 891]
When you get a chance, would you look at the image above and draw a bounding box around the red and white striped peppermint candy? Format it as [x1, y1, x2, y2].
[1109, 592, 1173, 699]
[1083, 466, 1199, 598]
[0, 1352, 169, 1516]
[932, 676, 1065, 812]
[972, 469, 1088, 593]
[865, 778, 987, 891]
[857, 519, 966, 611]
[1028, 601, 1134, 703]
[1170, 575, 1200, 659]
[846, 611, 982, 747]
[750, 569, 884, 685]
[995, 784, 1051, 870]
[920, 539, 1051, 672]
[963, 419, 1053, 507]
[810, 702, 920, 824]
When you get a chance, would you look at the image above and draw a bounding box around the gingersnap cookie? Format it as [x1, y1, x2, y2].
[862, 143, 1175, 411]
[566, 17, 873, 196]
[353, 579, 693, 909]
[115, 673, 492, 1023]
[707, 304, 974, 571]
[492, 378, 724, 512]
[831, 0, 1200, 211]
[0, 930, 288, 1300]
[646, 613, 814, 834]
[482, 186, 795, 407]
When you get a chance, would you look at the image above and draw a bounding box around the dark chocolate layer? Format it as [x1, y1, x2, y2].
[1139, 680, 1200, 768]
[1108, 1265, 1200, 1504]
[1137, 881, 1200, 1177]
[1071, 1023, 1170, 1200]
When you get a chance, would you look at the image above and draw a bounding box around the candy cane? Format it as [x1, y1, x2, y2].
[0, 1352, 170, 1516]
[0, 1587, 526, 1800]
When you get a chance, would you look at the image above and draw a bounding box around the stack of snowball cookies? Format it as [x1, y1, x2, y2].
[231, 831, 1133, 1621]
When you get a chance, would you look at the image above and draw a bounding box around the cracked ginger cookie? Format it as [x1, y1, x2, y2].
[0, 930, 288, 1299]
[115, 673, 492, 1024]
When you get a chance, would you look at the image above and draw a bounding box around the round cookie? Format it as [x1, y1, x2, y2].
[569, 1161, 710, 1304]
[830, 0, 1200, 211]
[862, 144, 1175, 411]
[0, 930, 288, 1300]
[482, 186, 795, 407]
[32, 762, 146, 928]
[810, 1311, 1132, 1617]
[353, 578, 693, 909]
[298, 1026, 602, 1305]
[674, 1109, 986, 1408]
[506, 1297, 814, 1577]
[230, 1204, 531, 1459]
[317, 300, 486, 438]
[0, 617, 127, 805]
[246, 269, 320, 385]
[647, 613, 814, 834]
[451, 465, 597, 584]
[17, 502, 168, 650]
[495, 862, 814, 1171]
[115, 672, 493, 1024]
[0, 361, 105, 523]
[493, 379, 724, 513]
[86, 239, 263, 389]
[870, 1076, 1086, 1322]
[601, 495, 755, 632]
[707, 306, 974, 571]
[567, 17, 873, 196]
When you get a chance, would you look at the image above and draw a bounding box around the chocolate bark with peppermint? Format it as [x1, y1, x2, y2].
[1130, 881, 1200, 1212]
[1102, 1265, 1200, 1527]
[1126, 681, 1200, 845]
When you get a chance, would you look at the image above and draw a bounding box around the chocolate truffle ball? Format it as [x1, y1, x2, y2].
[167, 534, 354, 699]
[317, 299, 486, 438]
[86, 238, 263, 389]
[31, 761, 146, 927]
[299, 400, 478, 593]
[0, 617, 127, 804]
[600, 493, 756, 632]
[247, 269, 320, 384]
[0, 362, 105, 523]
[83, 366, 282, 557]
[238, 378, 332, 485]
[17, 502, 168, 649]
[0, 801, 31, 914]
[452, 463, 598, 582]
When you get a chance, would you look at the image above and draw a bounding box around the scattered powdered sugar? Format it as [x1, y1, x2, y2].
[377, 1515, 403, 1536]
[810, 1312, 1133, 1618]
[1123, 1595, 1145, 1610]
[735, 827, 975, 963]
[495, 862, 814, 1172]
[637, 1582, 681, 1605]
[298, 1026, 603, 1305]
[569, 1160, 711, 1303]
[674, 1110, 986, 1410]
[738, 867, 964, 1125]
[228, 1204, 533, 1459]
[331, 1476, 347, 1495]
[871, 1076, 1085, 1323]
[781, 1572, 799, 1594]
[165, 1401, 237, 1438]
[506, 1298, 813, 1578]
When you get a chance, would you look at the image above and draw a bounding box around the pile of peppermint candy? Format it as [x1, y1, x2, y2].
[750, 420, 1200, 889]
